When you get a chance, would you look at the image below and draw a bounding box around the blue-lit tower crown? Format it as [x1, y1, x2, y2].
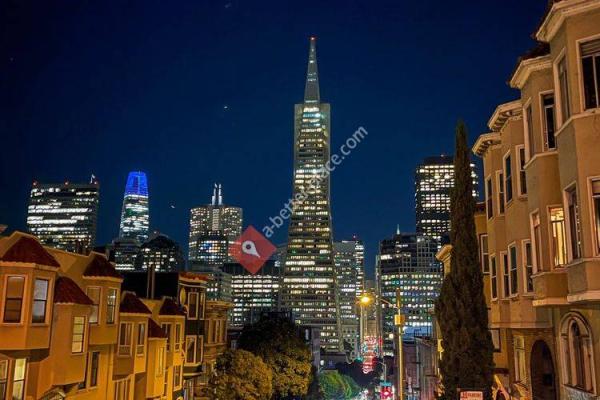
[119, 171, 150, 242]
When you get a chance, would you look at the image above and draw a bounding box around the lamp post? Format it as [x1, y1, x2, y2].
[358, 291, 405, 400]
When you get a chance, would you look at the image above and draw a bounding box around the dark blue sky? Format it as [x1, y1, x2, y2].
[1, 0, 547, 277]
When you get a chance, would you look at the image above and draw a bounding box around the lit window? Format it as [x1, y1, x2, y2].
[3, 276, 25, 323]
[12, 358, 26, 400]
[549, 207, 568, 267]
[581, 39, 600, 110]
[106, 288, 117, 324]
[72, 316, 86, 353]
[32, 278, 49, 323]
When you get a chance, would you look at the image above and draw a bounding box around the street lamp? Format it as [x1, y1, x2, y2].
[357, 291, 405, 400]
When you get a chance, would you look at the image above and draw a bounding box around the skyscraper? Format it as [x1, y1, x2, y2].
[415, 155, 478, 243]
[334, 240, 362, 358]
[377, 231, 439, 355]
[188, 184, 242, 264]
[282, 37, 341, 352]
[27, 178, 99, 253]
[135, 232, 184, 272]
[119, 171, 150, 242]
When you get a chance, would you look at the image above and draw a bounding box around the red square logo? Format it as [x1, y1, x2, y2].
[229, 226, 276, 274]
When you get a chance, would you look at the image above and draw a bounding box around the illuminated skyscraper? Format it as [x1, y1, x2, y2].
[415, 155, 478, 243]
[135, 232, 184, 272]
[188, 184, 242, 264]
[27, 178, 99, 254]
[377, 232, 439, 355]
[282, 37, 341, 352]
[119, 171, 150, 243]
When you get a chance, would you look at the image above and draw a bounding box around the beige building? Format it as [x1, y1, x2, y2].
[0, 231, 230, 400]
[441, 1, 600, 399]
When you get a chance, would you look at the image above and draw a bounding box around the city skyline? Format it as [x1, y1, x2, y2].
[1, 1, 549, 277]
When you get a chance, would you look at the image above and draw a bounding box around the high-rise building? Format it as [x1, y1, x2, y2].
[119, 171, 150, 243]
[223, 258, 282, 327]
[415, 155, 478, 243]
[334, 240, 362, 358]
[188, 184, 242, 264]
[135, 232, 184, 272]
[377, 231, 439, 356]
[26, 178, 99, 253]
[188, 261, 233, 302]
[282, 37, 341, 352]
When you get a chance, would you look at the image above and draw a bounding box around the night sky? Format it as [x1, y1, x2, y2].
[1, 1, 547, 277]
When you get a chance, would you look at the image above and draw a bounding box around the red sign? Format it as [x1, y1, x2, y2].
[380, 386, 393, 399]
[229, 226, 276, 274]
[460, 391, 483, 400]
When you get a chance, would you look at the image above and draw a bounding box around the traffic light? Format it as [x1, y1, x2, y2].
[380, 385, 393, 399]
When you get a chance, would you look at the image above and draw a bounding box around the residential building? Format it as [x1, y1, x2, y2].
[26, 178, 99, 254]
[135, 233, 184, 272]
[281, 37, 341, 352]
[188, 184, 242, 264]
[415, 156, 478, 243]
[377, 231, 439, 356]
[0, 231, 221, 400]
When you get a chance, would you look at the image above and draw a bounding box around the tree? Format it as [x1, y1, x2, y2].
[318, 371, 361, 400]
[209, 349, 273, 400]
[435, 121, 495, 399]
[238, 315, 313, 399]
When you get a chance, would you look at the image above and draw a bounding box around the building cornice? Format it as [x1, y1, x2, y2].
[537, 0, 600, 43]
[487, 100, 523, 132]
[472, 132, 501, 158]
[509, 55, 552, 89]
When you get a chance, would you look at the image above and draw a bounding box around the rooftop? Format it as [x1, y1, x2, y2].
[54, 276, 93, 305]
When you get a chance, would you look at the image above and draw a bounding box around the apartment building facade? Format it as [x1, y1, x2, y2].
[0, 231, 229, 400]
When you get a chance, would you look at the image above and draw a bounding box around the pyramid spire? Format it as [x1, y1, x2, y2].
[304, 37, 320, 103]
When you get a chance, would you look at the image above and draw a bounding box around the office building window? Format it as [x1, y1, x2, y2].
[0, 360, 7, 400]
[524, 241, 534, 293]
[509, 245, 518, 296]
[558, 56, 571, 123]
[566, 187, 582, 260]
[504, 154, 513, 203]
[549, 207, 568, 267]
[517, 146, 527, 195]
[502, 252, 510, 298]
[86, 287, 101, 324]
[3, 276, 25, 323]
[497, 172, 505, 214]
[581, 39, 600, 110]
[118, 323, 133, 355]
[72, 316, 86, 353]
[485, 177, 494, 219]
[187, 292, 199, 319]
[541, 93, 556, 150]
[106, 288, 117, 324]
[526, 105, 535, 158]
[514, 336, 527, 382]
[480, 234, 490, 274]
[490, 256, 498, 300]
[136, 323, 146, 355]
[12, 358, 26, 400]
[32, 278, 49, 323]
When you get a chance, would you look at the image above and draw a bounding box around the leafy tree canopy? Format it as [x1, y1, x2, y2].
[209, 349, 273, 400]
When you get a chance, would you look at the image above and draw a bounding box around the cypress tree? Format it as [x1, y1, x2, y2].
[435, 121, 494, 400]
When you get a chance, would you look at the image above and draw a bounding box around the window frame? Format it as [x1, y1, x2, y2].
[503, 151, 513, 205]
[479, 234, 490, 274]
[514, 335, 527, 383]
[86, 286, 101, 325]
[89, 351, 100, 388]
[496, 170, 505, 215]
[490, 255, 498, 301]
[564, 184, 583, 261]
[185, 335, 197, 364]
[118, 322, 133, 356]
[539, 91, 556, 151]
[560, 313, 596, 393]
[0, 359, 8, 400]
[588, 177, 600, 257]
[501, 251, 509, 298]
[162, 323, 172, 352]
[106, 288, 118, 325]
[72, 316, 86, 354]
[531, 211, 543, 273]
[577, 35, 600, 111]
[31, 278, 50, 324]
[516, 145, 527, 197]
[555, 50, 571, 127]
[11, 358, 27, 400]
[175, 323, 182, 352]
[524, 101, 535, 160]
[549, 205, 568, 268]
[508, 244, 518, 297]
[2, 275, 27, 324]
[485, 175, 494, 219]
[136, 323, 146, 356]
[187, 292, 199, 320]
[522, 240, 534, 294]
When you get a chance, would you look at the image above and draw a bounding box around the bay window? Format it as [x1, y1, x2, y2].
[581, 39, 600, 110]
